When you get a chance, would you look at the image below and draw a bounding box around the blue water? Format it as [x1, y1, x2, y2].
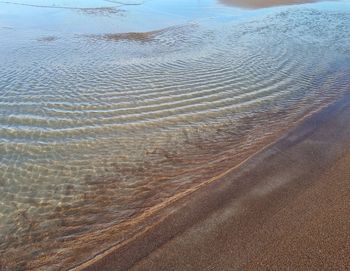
[0, 0, 349, 270]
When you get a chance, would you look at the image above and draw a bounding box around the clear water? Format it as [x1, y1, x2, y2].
[0, 0, 350, 270]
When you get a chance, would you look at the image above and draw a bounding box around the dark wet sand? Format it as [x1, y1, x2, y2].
[88, 31, 157, 42]
[76, 94, 350, 271]
[86, 24, 194, 42]
[220, 0, 321, 8]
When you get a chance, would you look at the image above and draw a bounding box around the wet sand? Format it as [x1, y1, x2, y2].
[220, 0, 321, 8]
[3, 3, 350, 269]
[77, 95, 350, 271]
[88, 31, 157, 42]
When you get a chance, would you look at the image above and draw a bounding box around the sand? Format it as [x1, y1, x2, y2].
[76, 94, 350, 271]
[89, 32, 157, 42]
[132, 150, 350, 271]
[244, 148, 350, 270]
[220, 0, 320, 8]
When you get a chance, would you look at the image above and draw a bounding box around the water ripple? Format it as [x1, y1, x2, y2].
[1, 8, 350, 271]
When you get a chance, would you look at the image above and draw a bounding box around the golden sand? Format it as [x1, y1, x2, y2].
[76, 96, 350, 271]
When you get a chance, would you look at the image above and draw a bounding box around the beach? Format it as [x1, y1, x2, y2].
[1, 1, 350, 270]
[133, 148, 350, 270]
[79, 95, 350, 271]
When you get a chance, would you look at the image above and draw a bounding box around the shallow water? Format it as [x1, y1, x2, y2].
[220, 0, 322, 9]
[0, 0, 350, 270]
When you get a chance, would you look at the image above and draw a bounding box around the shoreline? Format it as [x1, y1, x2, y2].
[1, 1, 349, 270]
[75, 94, 350, 271]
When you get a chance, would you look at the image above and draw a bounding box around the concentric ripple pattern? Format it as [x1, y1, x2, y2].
[0, 8, 350, 271]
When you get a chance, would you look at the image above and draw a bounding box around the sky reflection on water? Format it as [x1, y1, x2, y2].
[0, 0, 350, 270]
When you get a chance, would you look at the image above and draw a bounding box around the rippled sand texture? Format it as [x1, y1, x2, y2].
[1, 7, 350, 271]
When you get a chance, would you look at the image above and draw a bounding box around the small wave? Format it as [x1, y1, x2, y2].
[1, 7, 350, 271]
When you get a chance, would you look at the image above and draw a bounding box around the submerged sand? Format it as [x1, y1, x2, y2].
[88, 31, 157, 42]
[78, 95, 350, 270]
[220, 0, 321, 8]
